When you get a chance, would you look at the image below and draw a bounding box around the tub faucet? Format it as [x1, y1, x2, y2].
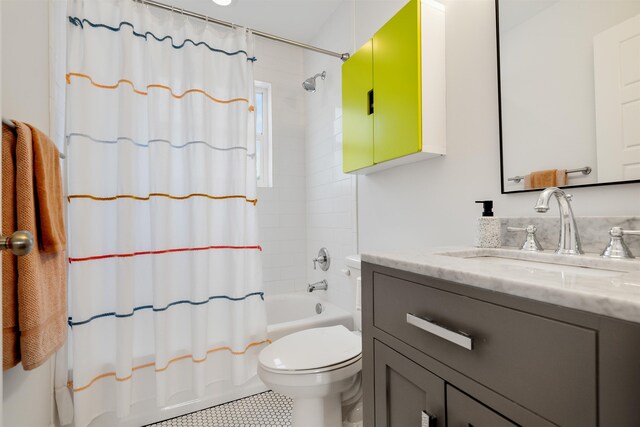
[307, 280, 328, 292]
[533, 187, 583, 255]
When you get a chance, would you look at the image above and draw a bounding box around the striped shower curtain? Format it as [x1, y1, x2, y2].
[65, 1, 267, 425]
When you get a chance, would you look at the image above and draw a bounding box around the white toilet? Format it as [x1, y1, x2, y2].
[258, 255, 362, 427]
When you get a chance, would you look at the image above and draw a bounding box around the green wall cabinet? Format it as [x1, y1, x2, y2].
[342, 0, 446, 174]
[342, 40, 374, 172]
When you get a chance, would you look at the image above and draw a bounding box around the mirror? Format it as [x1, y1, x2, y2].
[496, 0, 640, 193]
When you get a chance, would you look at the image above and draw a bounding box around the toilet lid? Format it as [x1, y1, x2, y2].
[259, 325, 362, 371]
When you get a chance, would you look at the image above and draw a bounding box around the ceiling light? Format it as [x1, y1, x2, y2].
[212, 0, 233, 5]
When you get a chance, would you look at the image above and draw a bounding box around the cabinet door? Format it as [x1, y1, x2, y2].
[372, 0, 421, 164]
[374, 340, 444, 427]
[342, 40, 374, 172]
[447, 385, 518, 427]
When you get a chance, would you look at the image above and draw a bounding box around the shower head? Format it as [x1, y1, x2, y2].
[302, 71, 326, 93]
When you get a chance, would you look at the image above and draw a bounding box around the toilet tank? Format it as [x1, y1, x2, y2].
[345, 255, 362, 331]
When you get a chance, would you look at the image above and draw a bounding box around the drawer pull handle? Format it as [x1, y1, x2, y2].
[422, 410, 437, 427]
[407, 313, 473, 350]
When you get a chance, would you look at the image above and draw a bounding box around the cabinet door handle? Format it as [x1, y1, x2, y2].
[422, 410, 437, 427]
[368, 89, 374, 115]
[407, 313, 473, 350]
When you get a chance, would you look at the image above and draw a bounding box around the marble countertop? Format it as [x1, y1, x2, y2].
[362, 247, 640, 324]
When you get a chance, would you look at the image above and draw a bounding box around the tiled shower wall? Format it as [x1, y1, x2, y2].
[254, 38, 308, 295]
[304, 3, 359, 312]
[254, 14, 360, 306]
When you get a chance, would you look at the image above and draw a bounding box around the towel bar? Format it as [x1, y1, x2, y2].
[0, 230, 34, 256]
[508, 166, 592, 183]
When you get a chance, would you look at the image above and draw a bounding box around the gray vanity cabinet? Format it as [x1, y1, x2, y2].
[362, 262, 640, 427]
[374, 340, 445, 426]
[446, 385, 517, 427]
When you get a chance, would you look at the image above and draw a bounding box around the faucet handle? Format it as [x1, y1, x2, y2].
[614, 227, 640, 237]
[507, 225, 543, 252]
[601, 227, 640, 259]
[312, 247, 330, 271]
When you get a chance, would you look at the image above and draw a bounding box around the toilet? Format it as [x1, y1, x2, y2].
[258, 255, 362, 427]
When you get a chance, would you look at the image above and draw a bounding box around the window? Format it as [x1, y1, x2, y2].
[255, 81, 272, 187]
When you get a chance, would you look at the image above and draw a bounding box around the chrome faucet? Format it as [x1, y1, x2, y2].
[312, 247, 330, 271]
[307, 280, 328, 292]
[533, 187, 583, 255]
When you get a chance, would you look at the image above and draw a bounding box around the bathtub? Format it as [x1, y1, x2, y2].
[266, 292, 354, 341]
[89, 292, 353, 427]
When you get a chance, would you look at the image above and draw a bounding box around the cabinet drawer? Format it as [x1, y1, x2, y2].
[446, 385, 517, 427]
[372, 273, 597, 427]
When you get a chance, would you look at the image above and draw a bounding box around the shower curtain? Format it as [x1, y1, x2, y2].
[65, 1, 267, 425]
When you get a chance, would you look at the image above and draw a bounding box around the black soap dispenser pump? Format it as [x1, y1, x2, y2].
[476, 200, 494, 217]
[475, 200, 501, 248]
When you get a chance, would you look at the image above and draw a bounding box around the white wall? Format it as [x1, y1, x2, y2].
[2, 2, 57, 427]
[254, 39, 308, 295]
[305, 0, 640, 259]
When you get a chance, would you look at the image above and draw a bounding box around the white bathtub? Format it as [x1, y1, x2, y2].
[89, 292, 353, 427]
[266, 292, 354, 341]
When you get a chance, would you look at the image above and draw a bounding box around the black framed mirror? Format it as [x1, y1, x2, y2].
[496, 0, 640, 194]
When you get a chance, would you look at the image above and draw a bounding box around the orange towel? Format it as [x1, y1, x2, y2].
[3, 124, 20, 369]
[31, 125, 66, 252]
[556, 169, 568, 186]
[2, 121, 67, 371]
[524, 169, 567, 190]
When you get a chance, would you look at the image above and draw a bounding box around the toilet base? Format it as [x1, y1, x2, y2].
[292, 394, 342, 427]
[257, 347, 362, 427]
[342, 400, 363, 427]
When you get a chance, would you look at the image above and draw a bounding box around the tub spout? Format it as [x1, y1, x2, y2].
[307, 280, 328, 292]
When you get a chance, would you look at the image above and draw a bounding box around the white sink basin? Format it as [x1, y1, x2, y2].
[468, 256, 624, 278]
[437, 248, 639, 278]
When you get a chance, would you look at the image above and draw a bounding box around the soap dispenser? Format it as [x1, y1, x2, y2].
[475, 200, 501, 248]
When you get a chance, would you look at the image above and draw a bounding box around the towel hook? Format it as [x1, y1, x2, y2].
[0, 230, 34, 256]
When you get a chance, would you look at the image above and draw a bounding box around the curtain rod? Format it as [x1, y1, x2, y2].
[133, 0, 351, 61]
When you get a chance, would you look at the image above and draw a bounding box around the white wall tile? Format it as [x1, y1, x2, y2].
[255, 39, 307, 296]
[302, 1, 358, 313]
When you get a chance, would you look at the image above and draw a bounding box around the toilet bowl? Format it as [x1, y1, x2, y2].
[258, 255, 362, 427]
[258, 325, 361, 427]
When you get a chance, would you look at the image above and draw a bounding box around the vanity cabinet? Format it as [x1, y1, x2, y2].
[374, 339, 518, 427]
[341, 0, 445, 174]
[362, 262, 640, 426]
[446, 385, 517, 427]
[374, 341, 445, 426]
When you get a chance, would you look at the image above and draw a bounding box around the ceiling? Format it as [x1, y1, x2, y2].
[165, 0, 345, 43]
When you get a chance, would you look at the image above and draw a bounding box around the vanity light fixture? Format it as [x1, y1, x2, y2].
[212, 0, 233, 5]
